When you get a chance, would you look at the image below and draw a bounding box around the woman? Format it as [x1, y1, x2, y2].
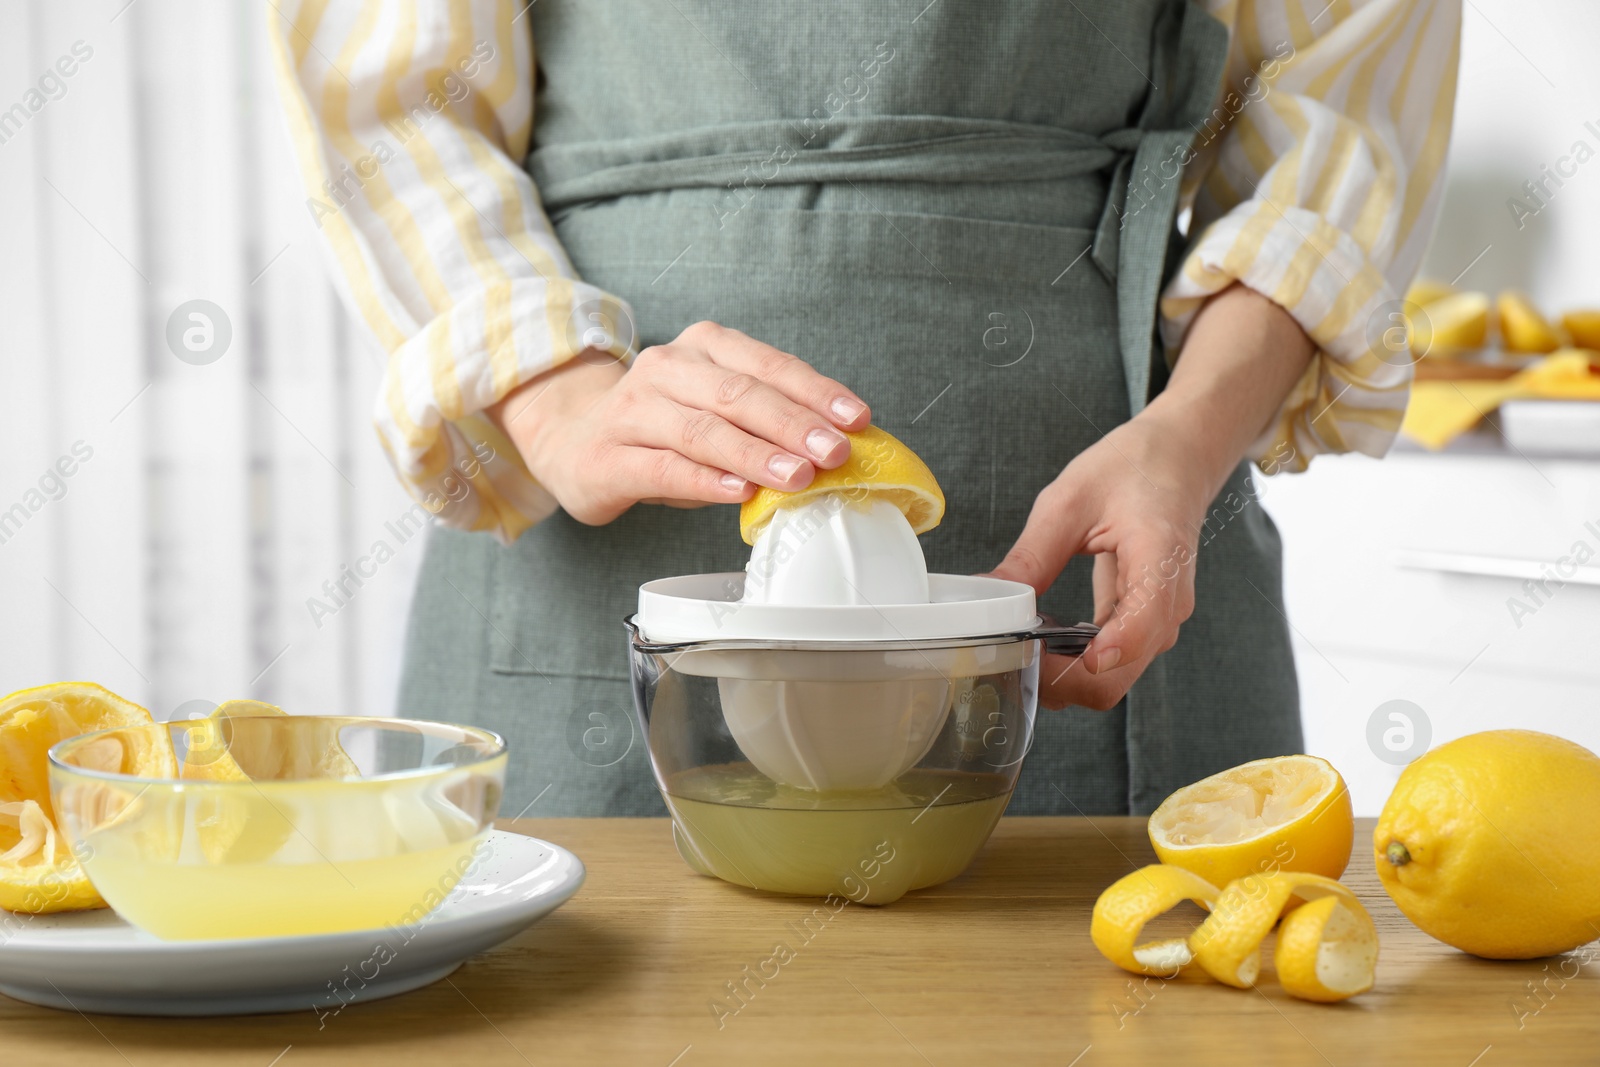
[272, 0, 1460, 816]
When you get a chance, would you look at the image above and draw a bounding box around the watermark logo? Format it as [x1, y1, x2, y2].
[166, 699, 219, 723]
[1364, 299, 1431, 367]
[312, 834, 496, 1029]
[565, 700, 635, 768]
[0, 40, 93, 148]
[1366, 699, 1430, 765]
[1505, 118, 1600, 231]
[1504, 522, 1600, 629]
[566, 298, 637, 359]
[707, 838, 896, 1030]
[165, 699, 238, 769]
[166, 299, 232, 365]
[0, 440, 94, 548]
[980, 308, 1034, 367]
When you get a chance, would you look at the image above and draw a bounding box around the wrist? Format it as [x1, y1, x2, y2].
[1136, 391, 1243, 501]
[488, 351, 623, 484]
[1141, 284, 1316, 496]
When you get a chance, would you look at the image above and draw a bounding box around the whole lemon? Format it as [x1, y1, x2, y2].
[1374, 729, 1600, 959]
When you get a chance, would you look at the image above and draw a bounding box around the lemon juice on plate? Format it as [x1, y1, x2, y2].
[46, 715, 507, 941]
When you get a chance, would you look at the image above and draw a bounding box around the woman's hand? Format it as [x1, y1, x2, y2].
[989, 284, 1316, 711]
[488, 321, 871, 525]
[988, 414, 1217, 710]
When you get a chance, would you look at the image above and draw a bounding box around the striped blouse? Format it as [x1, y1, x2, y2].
[269, 0, 1462, 543]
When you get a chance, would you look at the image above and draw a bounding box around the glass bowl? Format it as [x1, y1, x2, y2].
[628, 624, 1040, 905]
[47, 716, 506, 941]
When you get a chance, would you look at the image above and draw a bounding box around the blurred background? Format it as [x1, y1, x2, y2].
[1, 1, 1595, 814]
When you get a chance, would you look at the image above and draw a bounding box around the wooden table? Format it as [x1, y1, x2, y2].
[4, 817, 1597, 1065]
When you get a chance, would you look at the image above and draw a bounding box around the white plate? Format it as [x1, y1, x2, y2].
[0, 830, 584, 1017]
[1499, 399, 1600, 456]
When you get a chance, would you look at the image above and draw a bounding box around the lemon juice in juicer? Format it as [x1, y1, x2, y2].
[627, 427, 1098, 903]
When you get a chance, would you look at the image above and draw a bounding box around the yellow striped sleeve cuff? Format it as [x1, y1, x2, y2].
[377, 281, 635, 544]
[1161, 200, 1413, 472]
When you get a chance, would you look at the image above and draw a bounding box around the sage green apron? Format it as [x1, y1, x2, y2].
[397, 0, 1302, 817]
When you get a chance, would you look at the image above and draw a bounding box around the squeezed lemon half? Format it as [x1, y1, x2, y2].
[1147, 754, 1353, 889]
[0, 682, 167, 914]
[738, 424, 944, 545]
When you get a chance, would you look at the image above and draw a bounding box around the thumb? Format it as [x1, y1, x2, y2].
[985, 486, 1095, 597]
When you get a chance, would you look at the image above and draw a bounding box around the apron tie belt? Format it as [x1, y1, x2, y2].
[532, 115, 1196, 414]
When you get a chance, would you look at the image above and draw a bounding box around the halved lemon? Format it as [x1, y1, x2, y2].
[1148, 754, 1353, 891]
[738, 425, 944, 545]
[0, 683, 169, 914]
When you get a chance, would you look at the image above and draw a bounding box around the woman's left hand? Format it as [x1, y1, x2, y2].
[986, 283, 1318, 711]
[986, 411, 1217, 710]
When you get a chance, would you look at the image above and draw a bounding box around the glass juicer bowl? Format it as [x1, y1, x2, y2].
[627, 572, 1096, 905]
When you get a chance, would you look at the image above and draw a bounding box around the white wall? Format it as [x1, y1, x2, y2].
[0, 2, 419, 720]
[1412, 0, 1600, 304]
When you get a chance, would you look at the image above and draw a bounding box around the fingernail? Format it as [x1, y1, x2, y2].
[768, 454, 805, 482]
[805, 428, 847, 462]
[1094, 648, 1122, 673]
[830, 396, 866, 423]
[720, 473, 747, 493]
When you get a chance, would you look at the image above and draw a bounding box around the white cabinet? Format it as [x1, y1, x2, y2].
[1254, 445, 1600, 816]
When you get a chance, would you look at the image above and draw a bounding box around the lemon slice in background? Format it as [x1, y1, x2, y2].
[1561, 309, 1600, 350]
[1148, 754, 1353, 890]
[1190, 871, 1377, 999]
[1411, 291, 1490, 357]
[1090, 864, 1220, 975]
[1496, 292, 1562, 354]
[1404, 278, 1456, 308]
[0, 683, 170, 914]
[738, 425, 945, 545]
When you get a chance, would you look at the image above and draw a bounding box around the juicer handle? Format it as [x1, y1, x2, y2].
[1030, 616, 1100, 657]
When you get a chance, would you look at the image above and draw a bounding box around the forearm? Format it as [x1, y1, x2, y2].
[1140, 284, 1315, 500]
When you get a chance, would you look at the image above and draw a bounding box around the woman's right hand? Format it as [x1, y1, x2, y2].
[488, 320, 871, 525]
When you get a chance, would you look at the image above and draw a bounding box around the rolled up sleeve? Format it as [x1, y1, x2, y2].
[268, 0, 634, 541]
[1162, 0, 1463, 471]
